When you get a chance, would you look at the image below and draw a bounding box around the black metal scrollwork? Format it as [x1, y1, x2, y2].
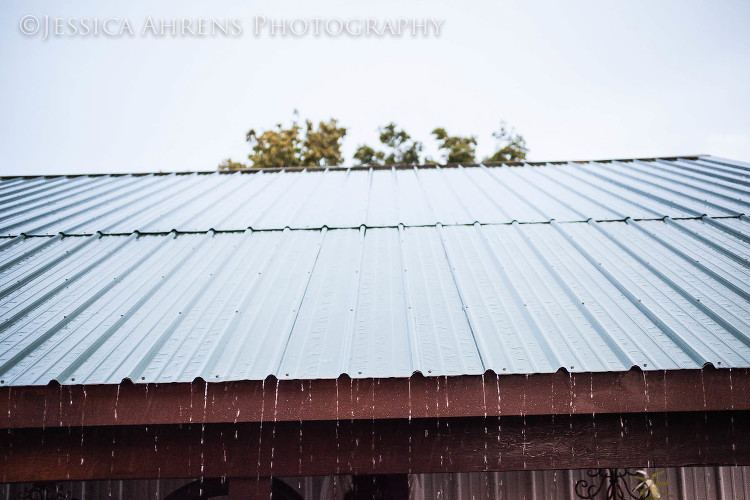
[574, 469, 647, 500]
[17, 481, 78, 500]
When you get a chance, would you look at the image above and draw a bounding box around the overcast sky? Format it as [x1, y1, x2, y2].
[1, 0, 748, 175]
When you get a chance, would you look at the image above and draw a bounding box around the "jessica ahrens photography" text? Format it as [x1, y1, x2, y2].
[19, 15, 446, 40]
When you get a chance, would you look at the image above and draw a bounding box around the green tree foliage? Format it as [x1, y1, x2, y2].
[217, 158, 247, 170]
[354, 123, 423, 166]
[245, 121, 303, 169]
[432, 128, 477, 164]
[485, 122, 528, 162]
[302, 119, 347, 166]
[352, 145, 385, 166]
[223, 117, 528, 168]
[219, 114, 347, 170]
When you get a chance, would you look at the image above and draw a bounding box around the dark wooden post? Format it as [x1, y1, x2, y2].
[350, 474, 409, 500]
[229, 477, 272, 500]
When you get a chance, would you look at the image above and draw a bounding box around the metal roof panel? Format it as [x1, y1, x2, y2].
[2, 157, 748, 235]
[1, 155, 749, 385]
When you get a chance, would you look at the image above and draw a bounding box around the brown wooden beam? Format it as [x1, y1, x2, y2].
[1, 411, 748, 483]
[1, 368, 746, 429]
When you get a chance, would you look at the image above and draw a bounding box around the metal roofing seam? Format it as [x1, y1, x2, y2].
[627, 220, 750, 300]
[474, 223, 559, 371]
[590, 220, 750, 350]
[397, 224, 421, 375]
[549, 220, 709, 366]
[693, 159, 750, 180]
[605, 161, 744, 215]
[2, 157, 747, 235]
[669, 160, 750, 188]
[0, 154, 714, 179]
[636, 160, 748, 202]
[555, 163, 749, 241]
[663, 218, 750, 268]
[509, 221, 632, 369]
[272, 226, 328, 377]
[434, 224, 487, 371]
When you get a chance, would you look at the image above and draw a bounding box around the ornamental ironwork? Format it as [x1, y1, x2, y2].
[574, 469, 649, 500]
[17, 482, 78, 500]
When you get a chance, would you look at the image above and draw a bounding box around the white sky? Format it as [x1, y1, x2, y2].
[1, 0, 748, 175]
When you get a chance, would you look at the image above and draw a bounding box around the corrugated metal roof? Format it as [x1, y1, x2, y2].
[1, 222, 749, 384]
[1, 156, 748, 235]
[0, 155, 749, 385]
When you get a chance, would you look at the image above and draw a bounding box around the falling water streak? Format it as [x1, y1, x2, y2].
[298, 381, 303, 475]
[233, 392, 240, 424]
[114, 384, 120, 422]
[565, 373, 574, 471]
[59, 386, 63, 427]
[495, 373, 502, 469]
[256, 379, 265, 481]
[156, 469, 161, 499]
[435, 376, 440, 428]
[661, 369, 670, 465]
[482, 373, 488, 472]
[700, 369, 708, 457]
[335, 378, 340, 475]
[270, 379, 280, 480]
[729, 368, 736, 463]
[78, 387, 87, 468]
[40, 390, 47, 447]
[371, 379, 376, 470]
[568, 372, 574, 430]
[202, 383, 209, 419]
[590, 374, 598, 467]
[350, 379, 357, 471]
[642, 371, 653, 466]
[109, 436, 116, 480]
[187, 426, 193, 477]
[199, 383, 208, 496]
[553, 470, 558, 498]
[444, 376, 451, 469]
[522, 375, 528, 469]
[408, 377, 412, 475]
[221, 430, 226, 463]
[199, 423, 205, 496]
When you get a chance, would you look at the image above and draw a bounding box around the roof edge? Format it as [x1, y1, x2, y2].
[0, 155, 706, 180]
[1, 367, 746, 429]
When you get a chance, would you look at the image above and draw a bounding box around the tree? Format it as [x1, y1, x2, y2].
[302, 119, 347, 166]
[352, 145, 385, 166]
[217, 158, 247, 170]
[222, 117, 528, 168]
[353, 123, 422, 166]
[380, 123, 422, 165]
[220, 113, 347, 169]
[245, 121, 303, 169]
[432, 128, 477, 164]
[485, 122, 528, 162]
